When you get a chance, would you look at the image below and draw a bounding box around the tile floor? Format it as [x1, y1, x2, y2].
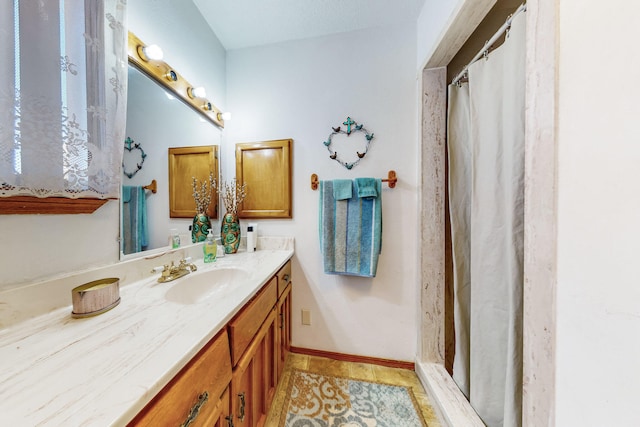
[265, 352, 442, 426]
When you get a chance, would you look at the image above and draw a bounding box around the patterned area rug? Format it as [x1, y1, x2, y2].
[279, 369, 428, 427]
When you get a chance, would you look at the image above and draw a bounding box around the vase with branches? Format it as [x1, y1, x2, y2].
[191, 173, 217, 243]
[220, 179, 247, 254]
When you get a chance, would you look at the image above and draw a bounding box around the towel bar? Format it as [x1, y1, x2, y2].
[310, 171, 397, 190]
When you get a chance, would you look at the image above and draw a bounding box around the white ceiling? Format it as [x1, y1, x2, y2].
[192, 0, 426, 50]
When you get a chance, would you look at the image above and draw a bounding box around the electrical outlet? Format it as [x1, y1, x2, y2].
[301, 309, 311, 325]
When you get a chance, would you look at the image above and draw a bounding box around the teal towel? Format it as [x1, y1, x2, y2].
[354, 177, 378, 198]
[319, 179, 382, 277]
[332, 179, 353, 200]
[122, 186, 148, 254]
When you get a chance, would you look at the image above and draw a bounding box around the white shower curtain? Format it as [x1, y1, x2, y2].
[447, 82, 472, 400]
[447, 11, 525, 427]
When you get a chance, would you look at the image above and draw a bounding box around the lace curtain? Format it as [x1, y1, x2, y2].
[0, 0, 127, 199]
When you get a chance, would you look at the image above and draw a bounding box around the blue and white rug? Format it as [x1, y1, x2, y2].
[280, 369, 428, 427]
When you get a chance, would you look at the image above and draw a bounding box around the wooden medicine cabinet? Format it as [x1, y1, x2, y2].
[168, 145, 219, 218]
[235, 139, 292, 219]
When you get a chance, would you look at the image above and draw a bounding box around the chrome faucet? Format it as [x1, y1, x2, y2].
[152, 257, 197, 283]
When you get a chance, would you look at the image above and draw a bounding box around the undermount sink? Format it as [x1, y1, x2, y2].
[164, 267, 250, 304]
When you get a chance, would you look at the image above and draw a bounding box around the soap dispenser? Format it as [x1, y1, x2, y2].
[203, 229, 216, 263]
[170, 228, 180, 249]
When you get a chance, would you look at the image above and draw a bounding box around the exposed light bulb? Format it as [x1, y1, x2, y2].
[220, 112, 232, 121]
[192, 86, 206, 98]
[142, 44, 163, 61]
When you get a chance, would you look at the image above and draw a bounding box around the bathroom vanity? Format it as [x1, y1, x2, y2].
[0, 241, 293, 426]
[130, 259, 292, 426]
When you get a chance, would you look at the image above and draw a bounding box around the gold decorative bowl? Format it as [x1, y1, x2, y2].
[71, 278, 120, 318]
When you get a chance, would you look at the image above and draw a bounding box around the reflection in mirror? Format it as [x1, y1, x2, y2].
[121, 64, 221, 257]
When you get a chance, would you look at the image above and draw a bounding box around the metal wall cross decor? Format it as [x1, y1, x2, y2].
[323, 117, 374, 169]
[122, 137, 147, 179]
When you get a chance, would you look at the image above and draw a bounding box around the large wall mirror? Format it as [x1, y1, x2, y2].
[121, 34, 222, 257]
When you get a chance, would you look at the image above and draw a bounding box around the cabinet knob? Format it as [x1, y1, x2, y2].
[282, 274, 290, 282]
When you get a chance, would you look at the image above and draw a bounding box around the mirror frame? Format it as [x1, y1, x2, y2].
[127, 31, 225, 128]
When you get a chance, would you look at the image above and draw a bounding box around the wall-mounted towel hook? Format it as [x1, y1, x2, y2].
[143, 179, 157, 193]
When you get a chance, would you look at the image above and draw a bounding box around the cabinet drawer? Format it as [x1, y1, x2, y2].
[229, 277, 277, 366]
[277, 260, 291, 297]
[129, 329, 232, 427]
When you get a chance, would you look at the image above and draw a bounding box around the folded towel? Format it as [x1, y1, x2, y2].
[332, 179, 353, 200]
[354, 177, 378, 198]
[122, 186, 148, 255]
[319, 179, 382, 277]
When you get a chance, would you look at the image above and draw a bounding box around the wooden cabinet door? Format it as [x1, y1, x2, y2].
[209, 387, 231, 427]
[276, 283, 292, 380]
[231, 309, 277, 427]
[231, 360, 253, 427]
[263, 308, 278, 411]
[235, 139, 292, 218]
[168, 145, 219, 218]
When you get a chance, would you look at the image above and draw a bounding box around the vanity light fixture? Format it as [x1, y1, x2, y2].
[165, 70, 178, 82]
[137, 44, 164, 61]
[218, 112, 232, 121]
[128, 31, 225, 128]
[187, 86, 207, 99]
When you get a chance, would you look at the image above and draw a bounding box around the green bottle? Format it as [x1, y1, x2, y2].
[203, 229, 217, 263]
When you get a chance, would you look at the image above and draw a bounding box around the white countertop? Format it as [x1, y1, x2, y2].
[0, 247, 293, 426]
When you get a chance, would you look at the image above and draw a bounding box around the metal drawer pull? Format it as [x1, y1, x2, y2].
[180, 391, 209, 427]
[279, 312, 284, 329]
[238, 392, 246, 422]
[226, 414, 235, 427]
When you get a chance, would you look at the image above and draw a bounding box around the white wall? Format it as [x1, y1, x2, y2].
[416, 0, 461, 68]
[128, 1, 226, 110]
[0, 203, 119, 289]
[225, 24, 419, 361]
[0, 0, 226, 290]
[556, 1, 640, 425]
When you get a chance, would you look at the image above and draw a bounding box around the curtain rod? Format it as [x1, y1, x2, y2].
[451, 3, 527, 85]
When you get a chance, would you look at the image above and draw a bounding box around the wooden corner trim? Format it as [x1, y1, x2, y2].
[290, 346, 415, 370]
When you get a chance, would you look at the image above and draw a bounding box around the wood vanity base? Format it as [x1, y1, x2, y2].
[128, 259, 292, 427]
